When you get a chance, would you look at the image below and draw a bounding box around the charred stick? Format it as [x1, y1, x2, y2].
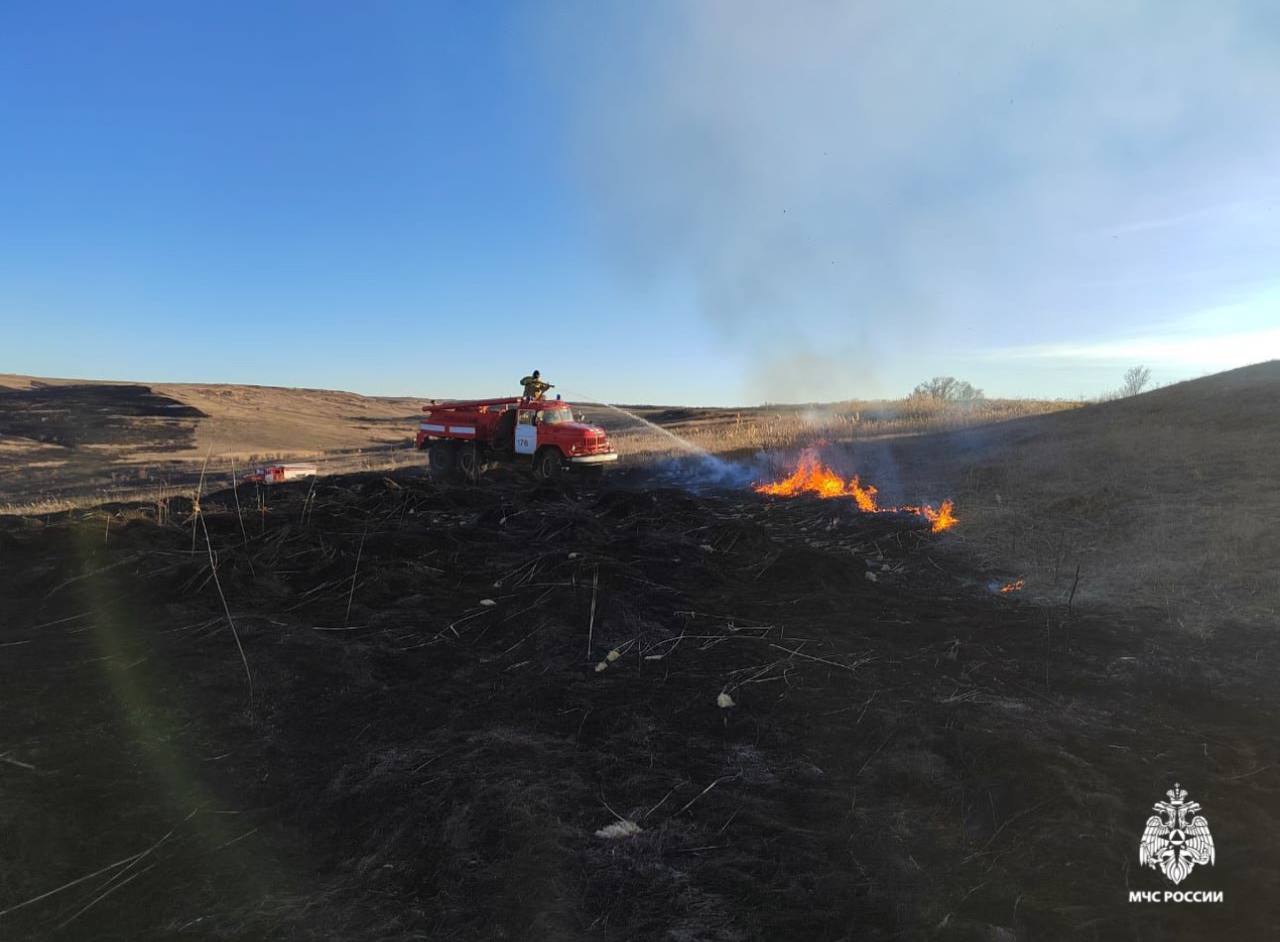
[767, 643, 864, 672]
[199, 513, 254, 714]
[229, 458, 254, 576]
[54, 863, 157, 931]
[586, 565, 599, 658]
[855, 733, 894, 778]
[344, 527, 367, 628]
[671, 773, 739, 819]
[643, 784, 682, 820]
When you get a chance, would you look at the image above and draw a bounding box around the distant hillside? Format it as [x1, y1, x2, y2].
[4, 363, 1276, 626]
[854, 360, 1280, 629]
[0, 375, 425, 509]
[0, 373, 1077, 510]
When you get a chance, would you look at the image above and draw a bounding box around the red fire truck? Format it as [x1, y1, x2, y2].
[243, 463, 317, 485]
[415, 396, 619, 480]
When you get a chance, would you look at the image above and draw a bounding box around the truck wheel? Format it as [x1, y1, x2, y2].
[429, 441, 458, 478]
[457, 442, 480, 481]
[533, 447, 564, 481]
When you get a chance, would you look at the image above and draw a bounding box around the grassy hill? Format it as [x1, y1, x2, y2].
[4, 362, 1276, 629]
[0, 373, 1073, 511]
[844, 360, 1280, 629]
[0, 375, 424, 509]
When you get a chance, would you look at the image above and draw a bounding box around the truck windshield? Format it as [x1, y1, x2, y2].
[539, 409, 572, 424]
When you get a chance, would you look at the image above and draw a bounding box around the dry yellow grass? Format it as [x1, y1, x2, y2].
[0, 374, 425, 509]
[0, 374, 422, 460]
[595, 397, 1079, 459]
[149, 382, 422, 459]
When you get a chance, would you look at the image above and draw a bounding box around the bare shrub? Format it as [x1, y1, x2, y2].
[1121, 365, 1152, 397]
[910, 377, 985, 402]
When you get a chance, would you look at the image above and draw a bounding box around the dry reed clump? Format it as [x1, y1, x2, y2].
[607, 398, 1078, 459]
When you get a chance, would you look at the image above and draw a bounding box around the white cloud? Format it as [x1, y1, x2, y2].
[980, 287, 1280, 372]
[536, 1, 1280, 399]
[992, 326, 1280, 368]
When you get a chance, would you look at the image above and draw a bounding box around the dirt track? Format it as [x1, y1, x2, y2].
[1, 467, 1276, 940]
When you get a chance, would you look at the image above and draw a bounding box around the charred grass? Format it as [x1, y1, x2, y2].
[0, 468, 1277, 940]
[829, 361, 1280, 631]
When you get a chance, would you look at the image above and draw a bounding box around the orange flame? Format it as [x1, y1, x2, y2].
[754, 450, 958, 532]
[754, 452, 879, 511]
[999, 578, 1025, 593]
[919, 499, 958, 534]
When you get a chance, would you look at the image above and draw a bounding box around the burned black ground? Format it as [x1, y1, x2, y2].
[0, 383, 205, 449]
[0, 383, 211, 507]
[0, 468, 1276, 940]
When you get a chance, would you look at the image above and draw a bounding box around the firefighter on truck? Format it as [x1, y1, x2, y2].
[520, 370, 553, 401]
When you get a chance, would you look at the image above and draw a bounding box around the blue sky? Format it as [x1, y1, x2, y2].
[2, 2, 1277, 405]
